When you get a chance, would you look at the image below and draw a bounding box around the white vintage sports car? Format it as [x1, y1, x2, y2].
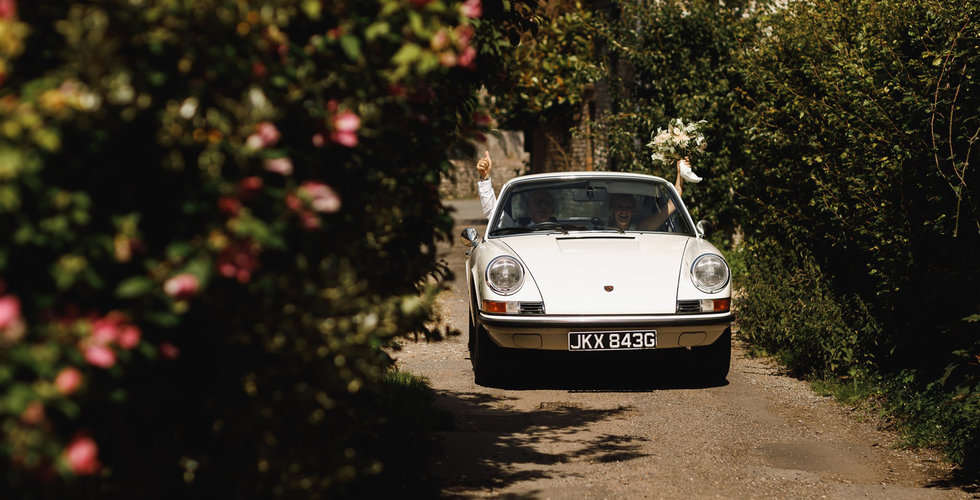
[461, 171, 732, 386]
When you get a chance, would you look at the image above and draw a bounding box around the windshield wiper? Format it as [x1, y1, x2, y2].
[489, 226, 535, 236]
[489, 222, 588, 236]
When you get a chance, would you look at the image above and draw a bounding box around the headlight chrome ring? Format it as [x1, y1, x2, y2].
[486, 256, 524, 295]
[691, 254, 730, 293]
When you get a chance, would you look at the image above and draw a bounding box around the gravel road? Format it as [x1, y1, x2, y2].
[394, 199, 970, 499]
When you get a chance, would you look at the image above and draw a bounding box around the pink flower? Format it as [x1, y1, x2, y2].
[460, 0, 482, 18]
[246, 121, 280, 150]
[0, 0, 15, 21]
[21, 401, 45, 425]
[331, 110, 360, 147]
[118, 325, 141, 350]
[160, 342, 180, 360]
[55, 367, 83, 395]
[334, 110, 360, 133]
[217, 242, 260, 284]
[255, 121, 280, 146]
[0, 294, 26, 345]
[431, 29, 450, 51]
[263, 157, 293, 175]
[84, 344, 117, 369]
[164, 273, 200, 300]
[298, 181, 342, 213]
[312, 132, 326, 148]
[0, 294, 21, 329]
[331, 130, 358, 147]
[458, 46, 477, 69]
[299, 211, 321, 230]
[439, 52, 457, 68]
[455, 25, 474, 46]
[64, 435, 100, 476]
[91, 316, 121, 345]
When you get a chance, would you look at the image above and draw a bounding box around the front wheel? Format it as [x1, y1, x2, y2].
[472, 323, 505, 387]
[691, 327, 731, 384]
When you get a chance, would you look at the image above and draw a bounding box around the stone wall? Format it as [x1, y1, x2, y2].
[440, 130, 530, 200]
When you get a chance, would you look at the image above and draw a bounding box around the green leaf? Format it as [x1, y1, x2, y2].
[340, 35, 362, 62]
[116, 276, 155, 299]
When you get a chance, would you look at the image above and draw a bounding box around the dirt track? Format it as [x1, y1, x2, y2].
[394, 199, 970, 499]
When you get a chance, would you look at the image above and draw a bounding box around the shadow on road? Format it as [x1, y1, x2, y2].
[476, 349, 731, 392]
[431, 389, 648, 498]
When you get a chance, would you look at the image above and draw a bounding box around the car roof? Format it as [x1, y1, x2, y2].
[501, 171, 668, 191]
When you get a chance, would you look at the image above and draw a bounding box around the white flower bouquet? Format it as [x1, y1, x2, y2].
[647, 118, 707, 183]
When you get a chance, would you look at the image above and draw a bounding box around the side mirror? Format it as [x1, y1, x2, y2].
[460, 227, 480, 247]
[696, 220, 712, 239]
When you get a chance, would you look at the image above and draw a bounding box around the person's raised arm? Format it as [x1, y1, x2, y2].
[638, 158, 688, 231]
[476, 150, 496, 220]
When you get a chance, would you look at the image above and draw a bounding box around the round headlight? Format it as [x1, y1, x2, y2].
[486, 256, 524, 295]
[691, 254, 730, 293]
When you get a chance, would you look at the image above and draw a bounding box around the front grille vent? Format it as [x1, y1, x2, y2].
[519, 302, 545, 314]
[676, 300, 701, 313]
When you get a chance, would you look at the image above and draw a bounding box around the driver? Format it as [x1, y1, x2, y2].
[526, 190, 555, 224]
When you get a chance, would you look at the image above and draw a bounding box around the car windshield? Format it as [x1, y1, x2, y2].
[488, 177, 694, 236]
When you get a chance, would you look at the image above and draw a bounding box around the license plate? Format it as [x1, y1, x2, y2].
[568, 331, 657, 351]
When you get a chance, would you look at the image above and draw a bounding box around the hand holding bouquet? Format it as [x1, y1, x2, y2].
[647, 118, 707, 183]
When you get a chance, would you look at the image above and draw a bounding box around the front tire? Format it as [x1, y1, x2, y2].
[472, 322, 504, 387]
[692, 327, 731, 384]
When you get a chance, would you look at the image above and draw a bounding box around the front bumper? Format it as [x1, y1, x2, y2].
[478, 312, 733, 350]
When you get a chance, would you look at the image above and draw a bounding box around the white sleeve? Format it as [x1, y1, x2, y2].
[478, 178, 496, 220]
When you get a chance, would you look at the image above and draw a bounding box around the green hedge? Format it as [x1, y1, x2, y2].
[733, 0, 979, 467]
[0, 0, 528, 497]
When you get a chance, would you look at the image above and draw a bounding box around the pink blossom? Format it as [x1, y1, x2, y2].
[263, 157, 293, 175]
[334, 110, 360, 133]
[312, 132, 326, 148]
[439, 52, 458, 68]
[455, 25, 474, 46]
[84, 345, 116, 369]
[431, 29, 450, 51]
[299, 211, 321, 230]
[299, 181, 342, 213]
[255, 121, 280, 146]
[164, 273, 199, 300]
[0, 294, 21, 329]
[458, 46, 477, 69]
[21, 401, 45, 425]
[460, 0, 482, 18]
[118, 325, 141, 350]
[0, 294, 26, 345]
[64, 435, 100, 475]
[331, 110, 360, 147]
[0, 0, 15, 21]
[217, 242, 260, 284]
[55, 367, 83, 395]
[160, 342, 180, 360]
[331, 130, 358, 148]
[91, 316, 121, 345]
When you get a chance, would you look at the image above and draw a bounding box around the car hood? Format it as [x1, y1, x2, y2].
[501, 234, 690, 315]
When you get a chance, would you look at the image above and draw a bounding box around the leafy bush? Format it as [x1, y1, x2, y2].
[732, 0, 979, 466]
[0, 0, 528, 497]
[732, 240, 881, 378]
